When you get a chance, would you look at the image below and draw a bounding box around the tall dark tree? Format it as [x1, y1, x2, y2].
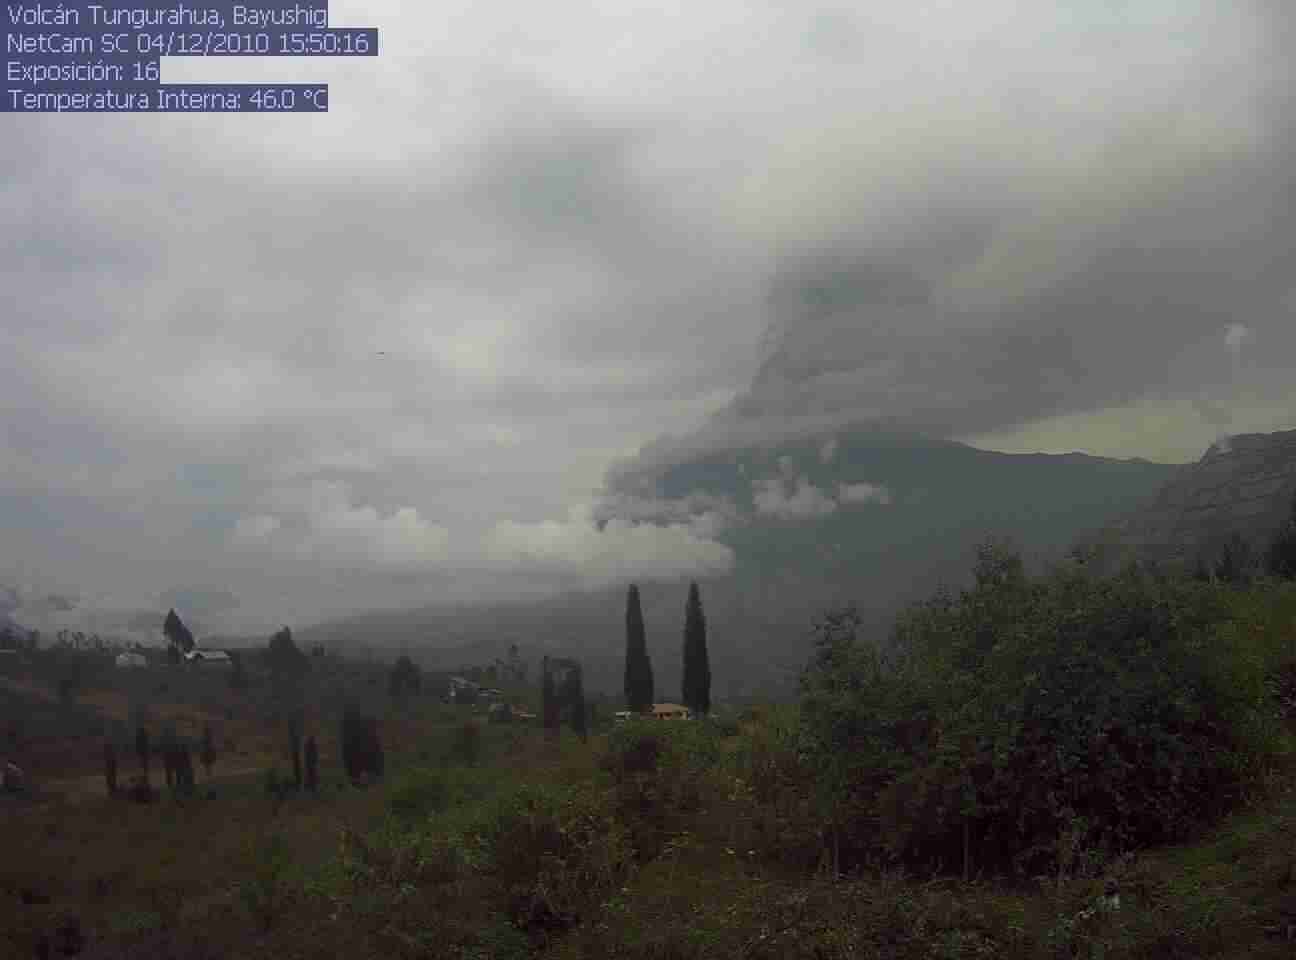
[303, 735, 318, 792]
[1266, 492, 1296, 579]
[228, 651, 247, 690]
[389, 655, 421, 699]
[623, 584, 654, 713]
[341, 706, 383, 784]
[176, 745, 195, 797]
[267, 627, 308, 689]
[135, 726, 150, 783]
[507, 643, 526, 683]
[267, 627, 309, 789]
[288, 714, 303, 790]
[541, 656, 560, 738]
[200, 724, 216, 780]
[681, 581, 712, 716]
[103, 741, 117, 795]
[162, 727, 178, 791]
[561, 662, 588, 741]
[163, 609, 195, 656]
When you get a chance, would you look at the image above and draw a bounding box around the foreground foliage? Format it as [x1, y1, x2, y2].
[800, 544, 1295, 877]
[5, 544, 1296, 957]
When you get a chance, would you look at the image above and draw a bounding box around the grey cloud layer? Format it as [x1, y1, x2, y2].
[5, 1, 1295, 630]
[607, 2, 1296, 486]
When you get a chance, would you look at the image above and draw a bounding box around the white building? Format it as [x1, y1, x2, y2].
[184, 649, 232, 669]
[114, 652, 148, 668]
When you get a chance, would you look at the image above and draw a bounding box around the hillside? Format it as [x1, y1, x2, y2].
[303, 424, 1179, 697]
[1100, 428, 1296, 570]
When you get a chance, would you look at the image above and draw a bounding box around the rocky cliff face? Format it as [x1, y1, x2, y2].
[1104, 429, 1296, 567]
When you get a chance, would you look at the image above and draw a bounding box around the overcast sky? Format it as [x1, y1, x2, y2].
[3, 1, 1295, 636]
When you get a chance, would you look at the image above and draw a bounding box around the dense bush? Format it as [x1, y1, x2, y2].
[600, 717, 727, 860]
[237, 833, 296, 932]
[1264, 492, 1296, 579]
[721, 704, 823, 872]
[451, 721, 482, 766]
[799, 542, 1291, 878]
[1194, 532, 1260, 585]
[341, 706, 384, 785]
[387, 766, 452, 820]
[303, 735, 318, 791]
[389, 655, 422, 699]
[468, 781, 634, 935]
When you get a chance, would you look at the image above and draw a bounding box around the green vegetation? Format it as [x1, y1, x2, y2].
[1266, 492, 1296, 580]
[163, 608, 195, 659]
[624, 584, 654, 713]
[682, 581, 711, 716]
[341, 705, 385, 785]
[4, 540, 1296, 957]
[802, 541, 1293, 879]
[389, 655, 422, 699]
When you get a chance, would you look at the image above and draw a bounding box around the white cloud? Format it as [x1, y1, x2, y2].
[839, 482, 892, 506]
[232, 514, 281, 543]
[303, 489, 451, 573]
[591, 490, 740, 531]
[753, 472, 837, 518]
[233, 481, 450, 575]
[484, 503, 733, 585]
[1224, 322, 1253, 352]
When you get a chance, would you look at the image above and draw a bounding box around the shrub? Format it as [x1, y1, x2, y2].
[469, 781, 633, 934]
[264, 766, 292, 814]
[722, 705, 823, 872]
[237, 833, 295, 932]
[199, 724, 215, 780]
[389, 655, 422, 699]
[451, 720, 483, 766]
[341, 706, 385, 785]
[125, 775, 156, 804]
[1264, 493, 1296, 580]
[387, 766, 451, 820]
[103, 741, 117, 795]
[800, 543, 1288, 877]
[600, 717, 727, 860]
[228, 651, 248, 690]
[135, 726, 150, 781]
[600, 722, 661, 779]
[304, 734, 319, 791]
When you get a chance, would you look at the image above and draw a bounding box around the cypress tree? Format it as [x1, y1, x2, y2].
[341, 707, 383, 785]
[562, 662, 588, 741]
[624, 584, 654, 713]
[162, 730, 180, 793]
[163, 609, 194, 656]
[103, 741, 117, 795]
[288, 713, 303, 790]
[228, 651, 247, 690]
[177, 746, 195, 797]
[541, 657, 560, 738]
[681, 581, 711, 716]
[135, 726, 150, 782]
[304, 735, 318, 792]
[200, 724, 216, 780]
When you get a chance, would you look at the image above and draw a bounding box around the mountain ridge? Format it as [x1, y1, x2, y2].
[302, 424, 1181, 697]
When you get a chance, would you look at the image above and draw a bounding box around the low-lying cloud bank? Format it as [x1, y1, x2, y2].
[484, 504, 735, 588]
